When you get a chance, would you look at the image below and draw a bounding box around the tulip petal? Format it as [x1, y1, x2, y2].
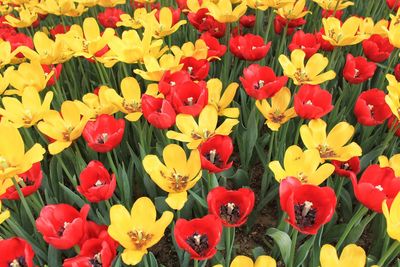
[231, 255, 253, 267]
[255, 255, 276, 267]
[166, 191, 188, 210]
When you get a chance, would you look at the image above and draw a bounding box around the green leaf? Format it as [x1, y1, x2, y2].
[294, 235, 316, 267]
[266, 228, 292, 265]
[47, 245, 61, 267]
[189, 190, 208, 209]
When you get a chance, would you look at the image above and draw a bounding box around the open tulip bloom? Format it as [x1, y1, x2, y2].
[2, 0, 400, 266]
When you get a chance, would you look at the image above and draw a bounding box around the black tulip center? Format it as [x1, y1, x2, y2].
[219, 202, 240, 224]
[294, 201, 316, 229]
[186, 233, 209, 256]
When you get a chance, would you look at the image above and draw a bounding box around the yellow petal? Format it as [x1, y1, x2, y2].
[219, 82, 238, 109]
[320, 244, 340, 267]
[83, 17, 100, 42]
[121, 249, 147, 265]
[326, 122, 354, 149]
[231, 256, 254, 267]
[61, 101, 80, 127]
[48, 141, 72, 155]
[215, 118, 239, 136]
[108, 204, 135, 249]
[269, 161, 287, 182]
[255, 255, 276, 267]
[271, 87, 291, 112]
[166, 191, 188, 210]
[163, 144, 187, 175]
[148, 210, 174, 246]
[339, 244, 366, 267]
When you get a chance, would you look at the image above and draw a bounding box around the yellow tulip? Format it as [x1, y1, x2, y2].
[275, 0, 310, 20]
[97, 0, 125, 7]
[0, 200, 10, 225]
[74, 86, 118, 119]
[108, 197, 173, 265]
[57, 18, 115, 59]
[106, 27, 167, 67]
[14, 31, 74, 65]
[207, 78, 239, 118]
[300, 119, 362, 162]
[4, 61, 52, 95]
[166, 105, 239, 149]
[255, 87, 296, 131]
[246, 0, 291, 11]
[36, 0, 87, 16]
[358, 18, 388, 37]
[37, 101, 89, 155]
[0, 123, 45, 180]
[269, 145, 334, 185]
[385, 11, 400, 48]
[142, 144, 201, 210]
[385, 74, 400, 120]
[133, 48, 183, 81]
[106, 77, 143, 122]
[0, 41, 13, 68]
[0, 73, 9, 95]
[180, 40, 209, 60]
[206, 0, 247, 23]
[278, 49, 336, 85]
[5, 7, 38, 28]
[379, 154, 400, 177]
[312, 0, 353, 10]
[0, 87, 53, 128]
[214, 255, 276, 267]
[142, 8, 187, 38]
[383, 192, 400, 241]
[117, 8, 148, 29]
[320, 244, 368, 267]
[322, 16, 368, 46]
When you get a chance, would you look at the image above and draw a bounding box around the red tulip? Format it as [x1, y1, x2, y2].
[130, 0, 160, 9]
[274, 15, 306, 35]
[294, 85, 333, 119]
[36, 204, 90, 249]
[239, 14, 256, 28]
[0, 162, 42, 200]
[279, 177, 337, 235]
[63, 230, 117, 267]
[394, 63, 400, 81]
[343, 54, 377, 84]
[362, 34, 394, 63]
[199, 135, 233, 173]
[187, 8, 226, 38]
[5, 32, 33, 58]
[388, 115, 400, 136]
[82, 114, 125, 153]
[349, 165, 400, 213]
[332, 157, 361, 178]
[207, 186, 255, 227]
[49, 24, 71, 37]
[174, 214, 223, 260]
[0, 237, 35, 267]
[200, 32, 227, 60]
[79, 221, 108, 247]
[141, 94, 176, 129]
[229, 33, 271, 61]
[97, 8, 124, 28]
[42, 64, 63, 87]
[353, 88, 392, 126]
[240, 64, 288, 100]
[180, 57, 210, 80]
[321, 9, 343, 19]
[387, 0, 400, 11]
[77, 160, 116, 203]
[170, 80, 208, 116]
[288, 30, 320, 59]
[158, 70, 191, 96]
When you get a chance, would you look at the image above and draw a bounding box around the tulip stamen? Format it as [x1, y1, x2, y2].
[89, 252, 102, 267]
[317, 144, 337, 158]
[342, 163, 350, 170]
[270, 111, 286, 123]
[220, 202, 240, 224]
[254, 80, 265, 89]
[186, 97, 194, 106]
[187, 66, 193, 74]
[375, 185, 384, 191]
[57, 221, 70, 237]
[0, 156, 9, 170]
[294, 201, 316, 229]
[186, 233, 209, 256]
[94, 180, 103, 187]
[305, 100, 313, 105]
[97, 133, 109, 144]
[170, 81, 176, 86]
[122, 99, 141, 113]
[161, 169, 189, 191]
[8, 256, 27, 267]
[127, 230, 153, 250]
[205, 149, 223, 167]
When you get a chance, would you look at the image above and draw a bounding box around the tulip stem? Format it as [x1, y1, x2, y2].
[293, 118, 304, 145]
[377, 241, 400, 266]
[107, 152, 118, 178]
[335, 205, 369, 250]
[193, 259, 199, 267]
[225, 227, 235, 267]
[289, 229, 298, 267]
[11, 177, 37, 231]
